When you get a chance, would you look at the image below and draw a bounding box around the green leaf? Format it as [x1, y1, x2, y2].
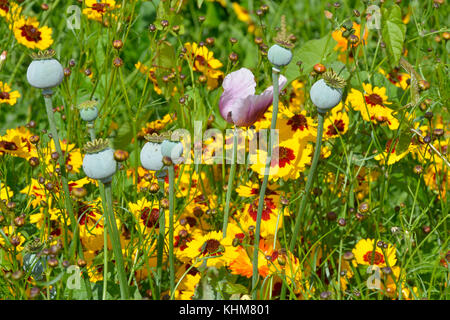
[223, 282, 248, 295]
[153, 41, 176, 70]
[381, 4, 406, 66]
[285, 35, 337, 84]
[197, 0, 204, 8]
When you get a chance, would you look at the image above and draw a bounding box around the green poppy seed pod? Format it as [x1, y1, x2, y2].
[268, 44, 292, 68]
[79, 106, 98, 122]
[27, 58, 64, 90]
[161, 140, 184, 163]
[140, 142, 164, 171]
[310, 79, 343, 113]
[82, 145, 117, 183]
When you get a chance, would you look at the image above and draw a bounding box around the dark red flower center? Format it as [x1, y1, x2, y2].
[363, 251, 385, 265]
[76, 202, 100, 228]
[272, 146, 295, 168]
[140, 207, 160, 228]
[0, 141, 18, 151]
[200, 239, 221, 255]
[248, 197, 276, 221]
[365, 93, 384, 107]
[326, 119, 346, 136]
[91, 3, 110, 13]
[20, 24, 42, 43]
[0, 0, 9, 13]
[0, 91, 10, 100]
[385, 139, 398, 154]
[287, 114, 308, 132]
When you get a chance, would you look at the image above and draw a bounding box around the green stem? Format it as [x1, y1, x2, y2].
[87, 121, 96, 141]
[100, 181, 130, 300]
[168, 165, 175, 297]
[43, 91, 77, 257]
[281, 112, 325, 299]
[222, 127, 238, 237]
[251, 68, 280, 299]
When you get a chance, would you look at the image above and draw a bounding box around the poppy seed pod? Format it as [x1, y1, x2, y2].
[27, 50, 64, 90]
[310, 69, 346, 114]
[267, 44, 293, 68]
[82, 139, 117, 183]
[78, 100, 99, 122]
[140, 142, 164, 171]
[161, 140, 184, 163]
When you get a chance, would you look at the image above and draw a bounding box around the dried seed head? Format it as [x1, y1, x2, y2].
[84, 138, 110, 154]
[322, 68, 346, 89]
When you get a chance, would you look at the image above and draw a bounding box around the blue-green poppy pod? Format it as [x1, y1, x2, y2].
[26, 50, 64, 90]
[140, 133, 170, 171]
[310, 69, 346, 114]
[78, 100, 99, 122]
[82, 138, 117, 183]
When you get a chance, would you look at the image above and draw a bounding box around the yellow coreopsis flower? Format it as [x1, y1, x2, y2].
[353, 238, 397, 268]
[83, 0, 118, 22]
[13, 16, 53, 50]
[0, 81, 20, 106]
[347, 83, 399, 130]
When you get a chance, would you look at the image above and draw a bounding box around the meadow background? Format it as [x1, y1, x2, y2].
[0, 0, 448, 300]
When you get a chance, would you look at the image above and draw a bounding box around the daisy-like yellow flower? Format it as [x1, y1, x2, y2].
[289, 80, 306, 110]
[250, 137, 313, 181]
[184, 42, 224, 90]
[82, 0, 118, 23]
[0, 182, 12, 201]
[129, 197, 164, 235]
[374, 138, 415, 166]
[423, 164, 449, 200]
[379, 68, 410, 90]
[277, 104, 316, 142]
[352, 238, 397, 268]
[138, 113, 174, 138]
[228, 239, 275, 279]
[181, 230, 233, 268]
[232, 2, 256, 33]
[323, 102, 349, 140]
[13, 16, 53, 50]
[175, 272, 201, 300]
[347, 83, 399, 130]
[0, 81, 20, 106]
[0, 126, 36, 159]
[0, 0, 21, 21]
[44, 139, 83, 174]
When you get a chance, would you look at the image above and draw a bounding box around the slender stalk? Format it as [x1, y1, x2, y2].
[168, 165, 175, 297]
[280, 112, 325, 299]
[222, 126, 238, 237]
[251, 68, 280, 299]
[87, 121, 96, 141]
[100, 181, 130, 299]
[43, 90, 77, 257]
[102, 219, 108, 300]
[155, 174, 166, 300]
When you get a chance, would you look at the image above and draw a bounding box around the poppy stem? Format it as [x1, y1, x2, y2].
[222, 126, 238, 238]
[100, 181, 130, 300]
[168, 164, 176, 297]
[280, 111, 325, 299]
[251, 67, 280, 299]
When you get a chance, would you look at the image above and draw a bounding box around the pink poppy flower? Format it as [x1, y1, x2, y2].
[219, 68, 287, 127]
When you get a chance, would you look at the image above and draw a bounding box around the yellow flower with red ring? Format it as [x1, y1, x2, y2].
[0, 81, 20, 106]
[13, 16, 53, 50]
[250, 137, 313, 181]
[347, 83, 399, 130]
[353, 238, 397, 268]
